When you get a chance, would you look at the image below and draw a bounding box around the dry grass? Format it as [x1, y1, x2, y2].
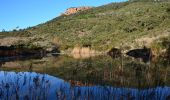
[0, 37, 28, 46]
[134, 31, 170, 47]
[70, 47, 100, 59]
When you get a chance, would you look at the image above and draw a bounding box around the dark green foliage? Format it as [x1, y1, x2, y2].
[166, 7, 170, 12]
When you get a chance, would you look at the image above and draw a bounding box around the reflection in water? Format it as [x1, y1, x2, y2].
[0, 55, 43, 68]
[0, 71, 170, 100]
[0, 55, 170, 99]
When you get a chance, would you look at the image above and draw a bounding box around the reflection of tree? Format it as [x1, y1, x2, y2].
[53, 55, 170, 88]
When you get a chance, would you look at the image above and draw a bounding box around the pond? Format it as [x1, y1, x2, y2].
[0, 55, 170, 100]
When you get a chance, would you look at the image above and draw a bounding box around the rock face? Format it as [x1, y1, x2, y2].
[63, 7, 91, 15]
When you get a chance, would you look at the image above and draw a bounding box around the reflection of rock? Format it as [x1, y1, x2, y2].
[126, 47, 152, 62]
[63, 7, 91, 15]
[107, 48, 122, 58]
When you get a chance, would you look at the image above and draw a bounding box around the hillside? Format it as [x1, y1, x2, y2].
[0, 0, 170, 54]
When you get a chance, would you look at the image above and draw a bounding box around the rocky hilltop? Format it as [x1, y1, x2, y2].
[63, 6, 92, 15]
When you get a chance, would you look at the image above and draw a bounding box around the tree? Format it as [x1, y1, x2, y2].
[2, 29, 5, 32]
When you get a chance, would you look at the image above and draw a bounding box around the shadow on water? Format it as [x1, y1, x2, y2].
[126, 47, 152, 63]
[0, 54, 170, 99]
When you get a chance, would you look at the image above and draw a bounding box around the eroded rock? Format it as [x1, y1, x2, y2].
[63, 6, 92, 15]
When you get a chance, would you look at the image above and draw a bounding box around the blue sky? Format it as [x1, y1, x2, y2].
[0, 0, 127, 31]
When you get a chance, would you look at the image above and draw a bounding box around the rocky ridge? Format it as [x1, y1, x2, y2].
[63, 6, 92, 15]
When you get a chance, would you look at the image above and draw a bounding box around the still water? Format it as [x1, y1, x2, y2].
[0, 55, 170, 100]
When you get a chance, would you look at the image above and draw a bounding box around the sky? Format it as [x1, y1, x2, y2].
[0, 0, 127, 31]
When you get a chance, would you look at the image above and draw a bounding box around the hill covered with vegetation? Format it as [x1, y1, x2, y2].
[0, 0, 170, 54]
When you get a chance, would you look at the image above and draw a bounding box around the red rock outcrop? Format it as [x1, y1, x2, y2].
[63, 6, 92, 15]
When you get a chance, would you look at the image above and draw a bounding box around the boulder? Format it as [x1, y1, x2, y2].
[107, 48, 122, 58]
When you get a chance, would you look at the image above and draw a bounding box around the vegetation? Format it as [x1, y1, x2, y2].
[0, 0, 170, 52]
[1, 55, 170, 88]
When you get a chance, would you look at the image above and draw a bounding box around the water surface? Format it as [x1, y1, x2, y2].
[0, 55, 170, 100]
